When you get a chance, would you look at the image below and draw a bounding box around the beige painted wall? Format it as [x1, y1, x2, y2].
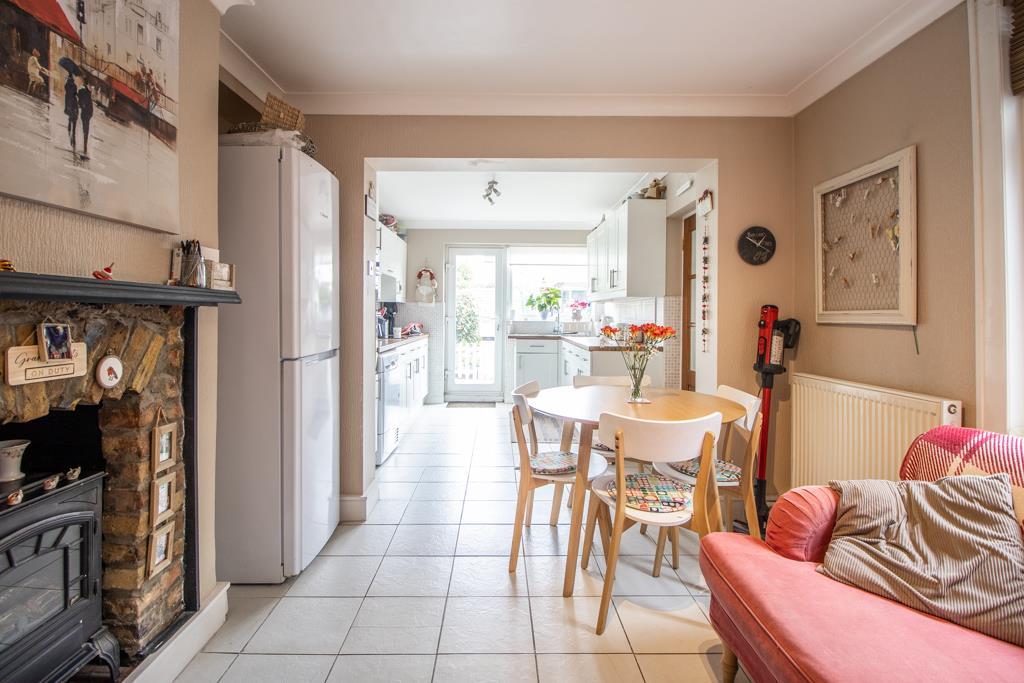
[0, 0, 223, 604]
[792, 5, 975, 438]
[401, 228, 588, 301]
[304, 115, 796, 497]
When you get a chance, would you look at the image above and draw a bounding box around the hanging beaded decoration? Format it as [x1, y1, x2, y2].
[697, 189, 714, 352]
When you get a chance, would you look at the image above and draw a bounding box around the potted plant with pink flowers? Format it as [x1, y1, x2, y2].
[599, 323, 676, 403]
[569, 299, 589, 321]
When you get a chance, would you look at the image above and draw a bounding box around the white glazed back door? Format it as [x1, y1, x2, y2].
[444, 247, 506, 401]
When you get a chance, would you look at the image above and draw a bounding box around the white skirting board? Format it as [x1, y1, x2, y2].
[339, 478, 379, 522]
[126, 582, 229, 683]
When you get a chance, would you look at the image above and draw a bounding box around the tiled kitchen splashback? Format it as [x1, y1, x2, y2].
[594, 296, 682, 389]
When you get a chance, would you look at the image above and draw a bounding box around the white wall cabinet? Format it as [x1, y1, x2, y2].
[587, 198, 667, 300]
[379, 227, 407, 302]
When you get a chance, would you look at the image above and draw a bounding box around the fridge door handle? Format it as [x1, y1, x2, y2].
[301, 348, 339, 364]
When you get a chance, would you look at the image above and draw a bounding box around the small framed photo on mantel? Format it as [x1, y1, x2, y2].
[38, 322, 73, 360]
[151, 421, 178, 474]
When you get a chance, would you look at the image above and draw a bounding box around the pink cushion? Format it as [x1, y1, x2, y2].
[764, 486, 838, 563]
[700, 532, 1024, 682]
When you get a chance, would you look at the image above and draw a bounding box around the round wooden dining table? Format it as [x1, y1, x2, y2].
[527, 384, 746, 597]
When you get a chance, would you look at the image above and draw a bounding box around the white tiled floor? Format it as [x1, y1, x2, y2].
[180, 404, 751, 683]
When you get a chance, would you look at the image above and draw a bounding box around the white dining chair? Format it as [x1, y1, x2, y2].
[654, 385, 763, 540]
[581, 410, 723, 634]
[508, 381, 609, 573]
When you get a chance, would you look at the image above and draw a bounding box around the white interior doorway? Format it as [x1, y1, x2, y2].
[444, 246, 507, 401]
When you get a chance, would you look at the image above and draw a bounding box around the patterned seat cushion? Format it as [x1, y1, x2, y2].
[530, 450, 577, 476]
[607, 473, 693, 513]
[669, 457, 743, 485]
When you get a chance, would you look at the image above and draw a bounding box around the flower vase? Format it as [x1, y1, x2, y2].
[571, 310, 582, 321]
[626, 360, 651, 404]
[627, 379, 650, 404]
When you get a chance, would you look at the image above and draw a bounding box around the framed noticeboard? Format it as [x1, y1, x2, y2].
[813, 145, 916, 325]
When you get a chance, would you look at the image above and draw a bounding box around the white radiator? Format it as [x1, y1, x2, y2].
[790, 373, 962, 487]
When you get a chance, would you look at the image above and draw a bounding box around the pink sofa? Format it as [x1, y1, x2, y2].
[699, 426, 1024, 682]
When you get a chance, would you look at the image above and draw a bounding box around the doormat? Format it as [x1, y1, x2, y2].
[446, 402, 496, 408]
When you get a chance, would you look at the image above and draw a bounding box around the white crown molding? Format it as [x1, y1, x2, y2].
[210, 0, 253, 15]
[219, 30, 284, 103]
[396, 220, 594, 231]
[220, 0, 960, 117]
[283, 91, 793, 117]
[787, 0, 963, 114]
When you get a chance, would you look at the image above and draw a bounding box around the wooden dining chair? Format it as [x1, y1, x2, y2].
[581, 411, 723, 634]
[654, 385, 763, 540]
[508, 381, 609, 573]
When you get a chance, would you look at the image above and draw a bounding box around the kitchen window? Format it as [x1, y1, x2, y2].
[508, 246, 588, 321]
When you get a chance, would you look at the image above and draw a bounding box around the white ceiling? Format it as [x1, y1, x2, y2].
[377, 172, 652, 230]
[219, 0, 960, 116]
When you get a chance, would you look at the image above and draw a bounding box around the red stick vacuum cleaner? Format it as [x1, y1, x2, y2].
[752, 305, 800, 531]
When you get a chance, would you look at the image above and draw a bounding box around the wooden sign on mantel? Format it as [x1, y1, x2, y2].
[5, 343, 87, 386]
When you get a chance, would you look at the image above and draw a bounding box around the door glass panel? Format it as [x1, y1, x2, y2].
[453, 253, 497, 385]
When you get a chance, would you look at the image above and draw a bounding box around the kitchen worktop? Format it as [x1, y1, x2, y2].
[377, 334, 428, 354]
[507, 333, 637, 352]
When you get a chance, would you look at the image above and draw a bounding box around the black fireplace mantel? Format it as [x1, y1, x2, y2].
[0, 272, 241, 307]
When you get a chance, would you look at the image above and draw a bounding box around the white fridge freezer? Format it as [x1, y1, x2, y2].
[216, 145, 340, 583]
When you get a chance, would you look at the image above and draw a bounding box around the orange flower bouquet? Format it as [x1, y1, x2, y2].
[600, 323, 676, 403]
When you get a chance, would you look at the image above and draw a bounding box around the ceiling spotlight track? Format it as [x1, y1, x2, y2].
[482, 179, 500, 205]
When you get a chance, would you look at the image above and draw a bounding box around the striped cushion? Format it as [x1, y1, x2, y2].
[530, 450, 577, 476]
[902, 426, 1024, 531]
[820, 475, 1024, 647]
[669, 457, 742, 484]
[607, 473, 693, 514]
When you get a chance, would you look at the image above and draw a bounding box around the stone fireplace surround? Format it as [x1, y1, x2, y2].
[0, 272, 239, 668]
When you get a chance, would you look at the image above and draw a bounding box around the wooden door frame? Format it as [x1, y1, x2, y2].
[682, 214, 697, 391]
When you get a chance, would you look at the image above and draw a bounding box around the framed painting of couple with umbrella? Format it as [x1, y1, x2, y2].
[0, 0, 180, 234]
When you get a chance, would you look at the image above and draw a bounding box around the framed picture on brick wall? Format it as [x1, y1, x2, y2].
[150, 472, 175, 529]
[147, 520, 175, 578]
[151, 421, 178, 474]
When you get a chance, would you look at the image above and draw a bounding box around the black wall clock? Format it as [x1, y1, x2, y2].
[737, 226, 776, 265]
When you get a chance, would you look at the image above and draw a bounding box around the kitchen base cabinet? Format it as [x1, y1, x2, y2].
[507, 336, 667, 398]
[377, 337, 428, 465]
[514, 339, 559, 389]
[559, 341, 665, 387]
